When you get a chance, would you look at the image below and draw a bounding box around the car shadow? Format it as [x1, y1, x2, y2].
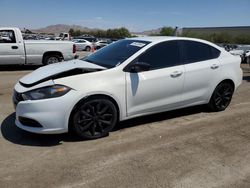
[0, 113, 83, 147]
[115, 105, 207, 131]
[1, 105, 207, 147]
[0, 65, 41, 71]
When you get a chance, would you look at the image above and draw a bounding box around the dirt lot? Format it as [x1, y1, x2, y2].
[0, 61, 250, 188]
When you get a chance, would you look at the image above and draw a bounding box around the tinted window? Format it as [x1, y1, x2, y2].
[138, 41, 180, 70]
[211, 47, 221, 59]
[82, 37, 97, 42]
[183, 40, 220, 63]
[83, 39, 150, 68]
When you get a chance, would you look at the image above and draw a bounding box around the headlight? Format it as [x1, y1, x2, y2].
[22, 85, 71, 101]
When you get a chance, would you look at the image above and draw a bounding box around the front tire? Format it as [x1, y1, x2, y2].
[208, 82, 234, 112]
[70, 97, 118, 140]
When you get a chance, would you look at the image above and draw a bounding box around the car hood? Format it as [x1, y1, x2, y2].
[19, 59, 106, 87]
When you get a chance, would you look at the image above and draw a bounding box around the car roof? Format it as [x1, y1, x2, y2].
[128, 36, 206, 42]
[126, 36, 221, 49]
[126, 36, 175, 42]
[73, 38, 88, 41]
[0, 27, 19, 30]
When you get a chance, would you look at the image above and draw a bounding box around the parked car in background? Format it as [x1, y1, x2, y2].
[229, 49, 245, 62]
[94, 40, 112, 49]
[230, 45, 250, 64]
[72, 39, 93, 51]
[13, 37, 242, 139]
[58, 32, 71, 40]
[223, 44, 238, 51]
[0, 28, 76, 65]
[44, 37, 56, 40]
[23, 34, 39, 40]
[77, 36, 98, 43]
[246, 50, 250, 64]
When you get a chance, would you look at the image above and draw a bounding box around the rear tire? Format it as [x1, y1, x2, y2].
[85, 46, 91, 51]
[208, 82, 234, 112]
[43, 55, 61, 65]
[70, 97, 118, 140]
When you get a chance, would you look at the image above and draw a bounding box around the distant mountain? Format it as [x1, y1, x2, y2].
[32, 24, 96, 34]
[31, 24, 163, 35]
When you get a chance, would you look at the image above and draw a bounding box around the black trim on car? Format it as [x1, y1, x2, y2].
[18, 116, 43, 127]
[19, 68, 104, 88]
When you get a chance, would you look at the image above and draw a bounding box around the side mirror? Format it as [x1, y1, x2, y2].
[125, 62, 151, 73]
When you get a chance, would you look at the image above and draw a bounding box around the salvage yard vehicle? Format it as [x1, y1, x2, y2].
[230, 49, 250, 64]
[56, 32, 72, 41]
[94, 40, 111, 50]
[229, 49, 245, 63]
[0, 28, 77, 65]
[229, 45, 250, 64]
[72, 39, 93, 51]
[77, 35, 97, 43]
[13, 37, 242, 139]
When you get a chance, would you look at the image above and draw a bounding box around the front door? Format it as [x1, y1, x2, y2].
[0, 30, 25, 65]
[126, 40, 184, 117]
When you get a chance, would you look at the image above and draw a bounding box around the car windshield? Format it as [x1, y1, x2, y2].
[82, 39, 150, 68]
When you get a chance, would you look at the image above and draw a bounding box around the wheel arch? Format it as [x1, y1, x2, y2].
[209, 78, 235, 102]
[207, 78, 235, 111]
[85, 46, 91, 50]
[217, 79, 235, 91]
[42, 51, 64, 64]
[68, 93, 121, 130]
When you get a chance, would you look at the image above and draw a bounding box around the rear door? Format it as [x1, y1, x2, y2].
[76, 40, 87, 51]
[181, 40, 221, 105]
[0, 30, 25, 65]
[126, 40, 185, 116]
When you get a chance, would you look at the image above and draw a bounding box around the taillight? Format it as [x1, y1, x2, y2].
[73, 44, 76, 53]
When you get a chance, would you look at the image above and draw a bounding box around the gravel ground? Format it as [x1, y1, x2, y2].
[0, 61, 250, 188]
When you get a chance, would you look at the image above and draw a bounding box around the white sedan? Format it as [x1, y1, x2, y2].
[13, 37, 242, 139]
[72, 39, 93, 51]
[94, 40, 110, 49]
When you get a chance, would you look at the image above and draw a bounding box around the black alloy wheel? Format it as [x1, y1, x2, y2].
[71, 97, 118, 139]
[208, 82, 234, 111]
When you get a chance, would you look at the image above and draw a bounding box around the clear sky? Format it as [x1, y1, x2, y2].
[0, 0, 250, 31]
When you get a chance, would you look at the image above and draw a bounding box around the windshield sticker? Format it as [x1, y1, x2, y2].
[130, 42, 146, 48]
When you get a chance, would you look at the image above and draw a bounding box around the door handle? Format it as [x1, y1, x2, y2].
[170, 71, 183, 78]
[210, 64, 219, 69]
[11, 46, 18, 49]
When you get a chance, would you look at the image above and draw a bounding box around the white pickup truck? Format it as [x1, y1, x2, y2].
[0, 28, 77, 65]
